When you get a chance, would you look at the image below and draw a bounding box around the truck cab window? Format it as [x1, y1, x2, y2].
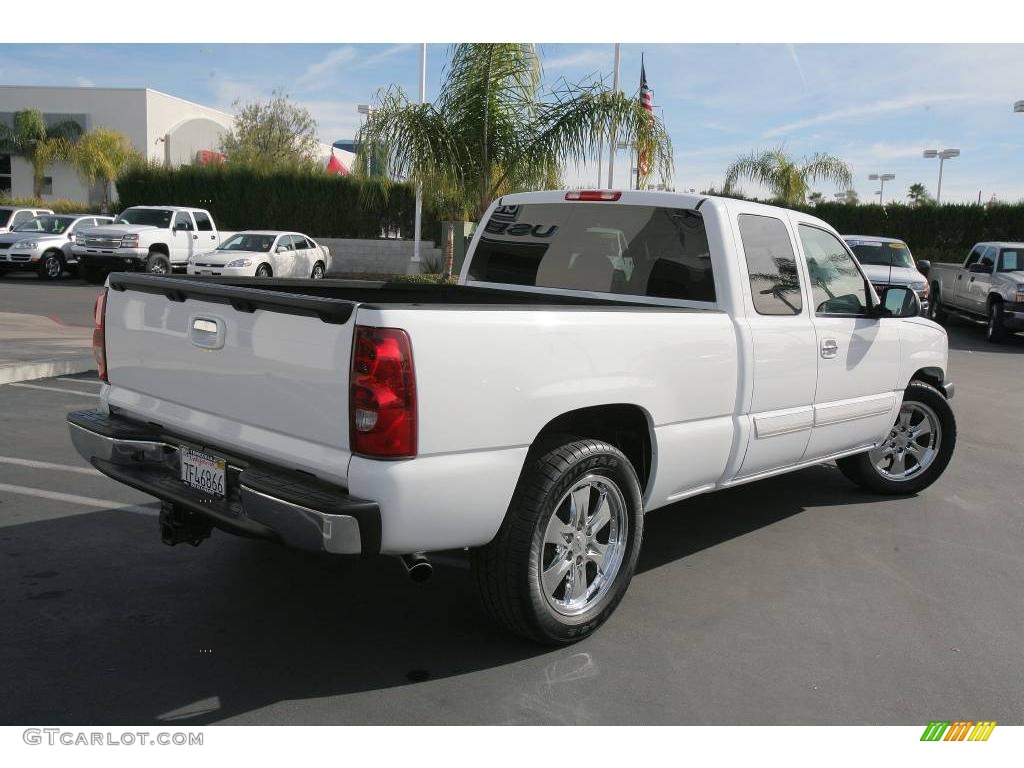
[799, 225, 868, 316]
[738, 214, 802, 315]
[173, 212, 194, 231]
[194, 212, 213, 232]
[998, 250, 1020, 272]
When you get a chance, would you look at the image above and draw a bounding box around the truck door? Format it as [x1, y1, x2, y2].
[731, 210, 818, 478]
[193, 211, 217, 249]
[171, 211, 197, 265]
[952, 246, 984, 309]
[965, 245, 996, 314]
[797, 223, 901, 459]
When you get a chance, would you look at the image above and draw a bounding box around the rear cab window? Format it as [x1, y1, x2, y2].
[467, 202, 715, 303]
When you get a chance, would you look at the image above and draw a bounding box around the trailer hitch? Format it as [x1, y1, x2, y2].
[159, 502, 213, 547]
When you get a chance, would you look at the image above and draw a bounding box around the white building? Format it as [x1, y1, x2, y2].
[0, 85, 351, 207]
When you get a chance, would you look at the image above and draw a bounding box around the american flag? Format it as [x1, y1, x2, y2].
[637, 55, 654, 180]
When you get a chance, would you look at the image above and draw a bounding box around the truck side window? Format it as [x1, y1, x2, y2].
[979, 246, 996, 270]
[194, 212, 213, 232]
[999, 250, 1020, 272]
[964, 247, 983, 268]
[798, 225, 869, 316]
[173, 212, 194, 231]
[738, 214, 802, 315]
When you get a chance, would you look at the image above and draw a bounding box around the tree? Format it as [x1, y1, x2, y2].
[723, 147, 853, 206]
[357, 44, 673, 220]
[0, 109, 83, 197]
[72, 128, 140, 210]
[907, 182, 931, 206]
[219, 91, 320, 170]
[807, 191, 825, 206]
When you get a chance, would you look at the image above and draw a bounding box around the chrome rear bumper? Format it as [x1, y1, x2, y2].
[68, 410, 379, 556]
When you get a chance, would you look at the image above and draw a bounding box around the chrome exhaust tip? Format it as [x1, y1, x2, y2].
[400, 552, 433, 582]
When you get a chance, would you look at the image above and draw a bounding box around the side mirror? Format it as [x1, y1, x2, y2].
[968, 262, 990, 274]
[276, 245, 287, 254]
[877, 285, 920, 318]
[916, 259, 930, 277]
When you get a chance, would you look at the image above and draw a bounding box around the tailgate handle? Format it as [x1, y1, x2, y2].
[190, 316, 225, 350]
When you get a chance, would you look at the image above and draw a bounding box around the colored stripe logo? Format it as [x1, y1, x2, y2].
[920, 721, 996, 741]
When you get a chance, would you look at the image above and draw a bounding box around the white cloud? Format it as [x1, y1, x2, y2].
[763, 93, 981, 138]
[296, 46, 356, 89]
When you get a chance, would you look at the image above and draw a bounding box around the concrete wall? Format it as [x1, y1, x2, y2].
[321, 238, 444, 276]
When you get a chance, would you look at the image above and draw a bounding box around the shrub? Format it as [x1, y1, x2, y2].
[0, 195, 100, 214]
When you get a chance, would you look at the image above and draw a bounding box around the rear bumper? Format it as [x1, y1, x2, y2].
[67, 409, 381, 556]
[1003, 306, 1024, 330]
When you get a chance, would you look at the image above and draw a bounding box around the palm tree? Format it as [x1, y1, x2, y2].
[357, 44, 673, 221]
[723, 147, 853, 206]
[907, 182, 931, 207]
[0, 109, 83, 197]
[71, 128, 140, 211]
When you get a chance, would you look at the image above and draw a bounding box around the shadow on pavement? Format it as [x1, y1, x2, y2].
[945, 319, 1024, 353]
[0, 463, 876, 725]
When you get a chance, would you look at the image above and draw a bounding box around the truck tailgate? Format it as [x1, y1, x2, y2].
[102, 275, 357, 485]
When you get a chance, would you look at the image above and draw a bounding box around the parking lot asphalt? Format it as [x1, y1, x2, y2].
[0, 272, 103, 327]
[0, 322, 1022, 726]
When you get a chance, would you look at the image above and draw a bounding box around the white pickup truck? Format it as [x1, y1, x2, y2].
[68, 190, 957, 644]
[71, 205, 235, 283]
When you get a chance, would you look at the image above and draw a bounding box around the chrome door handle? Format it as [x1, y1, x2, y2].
[820, 338, 838, 359]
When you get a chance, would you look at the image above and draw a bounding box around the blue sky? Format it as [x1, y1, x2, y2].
[2, 43, 1023, 203]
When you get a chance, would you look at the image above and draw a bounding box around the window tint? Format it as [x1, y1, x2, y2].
[964, 247, 984, 268]
[999, 250, 1021, 272]
[193, 211, 213, 231]
[291, 234, 308, 250]
[468, 203, 715, 302]
[979, 246, 996, 269]
[172, 212, 194, 231]
[276, 236, 294, 251]
[799, 225, 869, 316]
[304, 237, 316, 249]
[738, 214, 802, 315]
[12, 210, 35, 226]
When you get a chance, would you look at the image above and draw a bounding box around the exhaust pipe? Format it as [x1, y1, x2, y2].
[400, 552, 433, 582]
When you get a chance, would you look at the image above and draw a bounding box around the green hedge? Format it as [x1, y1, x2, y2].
[115, 165, 438, 240]
[0, 196, 99, 214]
[800, 202, 1024, 263]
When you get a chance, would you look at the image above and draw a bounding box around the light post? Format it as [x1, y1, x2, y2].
[868, 173, 895, 205]
[1014, 100, 1024, 113]
[923, 148, 959, 204]
[834, 191, 854, 203]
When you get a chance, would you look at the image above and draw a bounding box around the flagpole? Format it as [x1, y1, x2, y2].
[636, 53, 643, 191]
[607, 43, 620, 189]
[413, 43, 426, 266]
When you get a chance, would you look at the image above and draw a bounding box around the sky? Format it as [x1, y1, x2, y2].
[2, 43, 1023, 204]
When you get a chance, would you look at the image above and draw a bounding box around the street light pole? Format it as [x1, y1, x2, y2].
[923, 148, 959, 204]
[607, 44, 620, 189]
[413, 43, 426, 266]
[868, 173, 895, 206]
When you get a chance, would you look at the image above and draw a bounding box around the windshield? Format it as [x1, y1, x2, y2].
[468, 202, 715, 302]
[217, 233, 275, 252]
[849, 241, 914, 269]
[13, 215, 76, 234]
[115, 208, 174, 227]
[998, 249, 1022, 272]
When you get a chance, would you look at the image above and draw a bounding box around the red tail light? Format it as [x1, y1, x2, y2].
[93, 289, 108, 383]
[350, 325, 417, 458]
[565, 190, 622, 201]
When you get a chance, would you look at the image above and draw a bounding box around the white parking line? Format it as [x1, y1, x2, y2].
[0, 482, 156, 515]
[57, 377, 102, 386]
[6, 382, 98, 397]
[0, 455, 102, 476]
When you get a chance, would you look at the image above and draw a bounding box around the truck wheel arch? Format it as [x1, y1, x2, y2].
[528, 404, 655, 497]
[910, 366, 949, 397]
[148, 243, 170, 257]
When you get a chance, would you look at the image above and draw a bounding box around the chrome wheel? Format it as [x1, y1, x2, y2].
[539, 474, 627, 617]
[44, 254, 62, 278]
[869, 401, 942, 481]
[148, 261, 167, 275]
[311, 263, 325, 279]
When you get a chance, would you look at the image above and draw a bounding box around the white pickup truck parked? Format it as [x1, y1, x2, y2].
[926, 242, 1024, 342]
[71, 205, 235, 283]
[68, 190, 957, 644]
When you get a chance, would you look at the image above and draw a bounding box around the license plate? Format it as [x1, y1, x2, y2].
[179, 446, 226, 498]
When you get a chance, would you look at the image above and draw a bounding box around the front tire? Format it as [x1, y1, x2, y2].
[37, 251, 65, 280]
[928, 284, 947, 324]
[836, 381, 956, 495]
[311, 261, 326, 279]
[472, 437, 644, 645]
[987, 300, 1008, 343]
[255, 263, 272, 278]
[144, 252, 170, 275]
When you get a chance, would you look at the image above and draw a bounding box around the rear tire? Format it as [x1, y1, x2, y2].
[928, 284, 947, 324]
[37, 251, 65, 280]
[987, 300, 1008, 343]
[471, 437, 644, 645]
[81, 264, 106, 284]
[144, 252, 170, 275]
[836, 381, 956, 495]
